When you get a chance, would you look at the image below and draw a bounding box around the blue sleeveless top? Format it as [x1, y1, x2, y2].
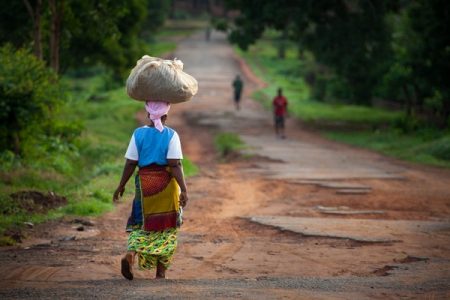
[133, 126, 175, 167]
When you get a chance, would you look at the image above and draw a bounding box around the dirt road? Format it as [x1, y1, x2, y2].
[1, 31, 450, 299]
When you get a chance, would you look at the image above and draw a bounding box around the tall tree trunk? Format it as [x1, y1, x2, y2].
[49, 0, 64, 73]
[11, 131, 21, 156]
[402, 84, 413, 117]
[170, 0, 175, 19]
[277, 27, 288, 59]
[23, 0, 43, 60]
[411, 81, 423, 113]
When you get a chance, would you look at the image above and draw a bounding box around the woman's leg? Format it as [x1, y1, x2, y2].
[156, 261, 166, 279]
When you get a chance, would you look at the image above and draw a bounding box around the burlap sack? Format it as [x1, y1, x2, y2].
[126, 55, 198, 103]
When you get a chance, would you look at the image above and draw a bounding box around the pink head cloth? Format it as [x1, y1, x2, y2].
[145, 101, 171, 132]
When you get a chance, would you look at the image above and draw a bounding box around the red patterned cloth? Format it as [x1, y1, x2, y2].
[138, 164, 180, 232]
[144, 211, 177, 231]
[139, 166, 171, 197]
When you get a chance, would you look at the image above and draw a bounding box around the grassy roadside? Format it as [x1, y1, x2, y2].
[325, 130, 450, 168]
[236, 34, 450, 168]
[0, 22, 201, 245]
[214, 132, 246, 158]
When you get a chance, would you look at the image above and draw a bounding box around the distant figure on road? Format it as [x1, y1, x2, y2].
[232, 75, 244, 110]
[273, 88, 288, 139]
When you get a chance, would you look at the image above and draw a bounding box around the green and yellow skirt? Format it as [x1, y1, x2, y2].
[127, 228, 178, 269]
[126, 164, 181, 270]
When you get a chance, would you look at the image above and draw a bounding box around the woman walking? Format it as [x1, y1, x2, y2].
[113, 101, 188, 280]
[113, 55, 197, 280]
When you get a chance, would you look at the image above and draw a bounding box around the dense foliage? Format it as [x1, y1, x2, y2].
[224, 0, 450, 127]
[0, 0, 171, 77]
[0, 45, 73, 157]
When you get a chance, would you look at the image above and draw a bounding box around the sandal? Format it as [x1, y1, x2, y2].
[121, 256, 133, 280]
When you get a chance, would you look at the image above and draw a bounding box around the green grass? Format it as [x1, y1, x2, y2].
[253, 89, 402, 126]
[183, 158, 199, 177]
[326, 130, 450, 167]
[214, 132, 246, 157]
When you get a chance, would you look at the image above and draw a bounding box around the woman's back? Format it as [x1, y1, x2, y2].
[125, 126, 182, 167]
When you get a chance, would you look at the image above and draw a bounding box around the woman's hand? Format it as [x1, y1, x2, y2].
[113, 159, 137, 203]
[113, 186, 125, 202]
[180, 191, 188, 207]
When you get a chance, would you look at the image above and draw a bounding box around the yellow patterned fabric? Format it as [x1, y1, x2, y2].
[127, 228, 177, 270]
[141, 177, 180, 216]
[138, 165, 180, 231]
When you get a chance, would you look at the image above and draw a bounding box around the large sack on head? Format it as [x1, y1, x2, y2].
[126, 55, 198, 103]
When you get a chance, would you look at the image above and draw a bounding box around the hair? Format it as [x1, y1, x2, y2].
[277, 88, 283, 95]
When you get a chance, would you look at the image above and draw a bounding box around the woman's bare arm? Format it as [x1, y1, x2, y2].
[113, 159, 138, 202]
[167, 159, 188, 207]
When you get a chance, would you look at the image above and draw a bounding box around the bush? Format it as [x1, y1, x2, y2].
[426, 136, 450, 161]
[312, 74, 352, 103]
[393, 116, 421, 133]
[0, 45, 63, 156]
[0, 194, 23, 215]
[0, 150, 18, 171]
[214, 132, 245, 157]
[212, 17, 228, 31]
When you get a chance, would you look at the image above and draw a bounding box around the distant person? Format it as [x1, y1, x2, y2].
[273, 88, 288, 139]
[232, 75, 244, 110]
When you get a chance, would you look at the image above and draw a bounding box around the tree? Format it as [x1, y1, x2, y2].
[0, 0, 154, 78]
[0, 0, 171, 161]
[49, 0, 64, 73]
[378, 0, 450, 126]
[0, 2, 33, 50]
[141, 0, 171, 39]
[59, 0, 149, 77]
[23, 0, 43, 60]
[225, 0, 393, 104]
[408, 0, 450, 126]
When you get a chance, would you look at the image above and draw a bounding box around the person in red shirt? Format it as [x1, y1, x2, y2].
[272, 88, 288, 139]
